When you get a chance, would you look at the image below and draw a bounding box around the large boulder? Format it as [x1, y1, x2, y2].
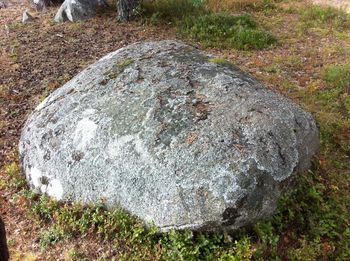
[19, 41, 319, 232]
[54, 0, 107, 23]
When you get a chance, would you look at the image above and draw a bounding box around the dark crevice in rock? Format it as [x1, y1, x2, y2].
[276, 142, 287, 166]
[222, 196, 246, 226]
[222, 207, 240, 226]
[72, 150, 84, 162]
[39, 176, 49, 185]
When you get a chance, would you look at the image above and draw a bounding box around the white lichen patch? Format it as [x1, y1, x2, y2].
[30, 167, 42, 188]
[82, 109, 97, 116]
[73, 118, 98, 150]
[107, 134, 135, 158]
[46, 179, 64, 200]
[107, 134, 152, 163]
[210, 166, 243, 204]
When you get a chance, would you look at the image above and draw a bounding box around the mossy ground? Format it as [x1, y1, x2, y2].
[0, 0, 349, 259]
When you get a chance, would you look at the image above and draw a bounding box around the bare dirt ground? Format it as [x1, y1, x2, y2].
[0, 0, 349, 259]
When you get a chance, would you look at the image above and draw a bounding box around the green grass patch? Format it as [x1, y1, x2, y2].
[66, 248, 88, 261]
[272, 167, 349, 259]
[300, 5, 350, 31]
[0, 162, 26, 190]
[208, 57, 233, 65]
[180, 13, 277, 50]
[320, 64, 350, 151]
[140, 1, 277, 50]
[205, 0, 277, 12]
[40, 225, 69, 248]
[266, 64, 350, 259]
[324, 63, 350, 90]
[24, 192, 259, 259]
[141, 0, 205, 24]
[297, 64, 350, 152]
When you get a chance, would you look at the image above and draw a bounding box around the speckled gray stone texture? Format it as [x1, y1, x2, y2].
[54, 0, 105, 23]
[19, 40, 319, 231]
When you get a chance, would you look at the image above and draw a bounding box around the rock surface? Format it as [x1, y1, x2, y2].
[30, 0, 63, 11]
[0, 1, 8, 9]
[54, 0, 106, 23]
[19, 41, 319, 232]
[22, 10, 34, 23]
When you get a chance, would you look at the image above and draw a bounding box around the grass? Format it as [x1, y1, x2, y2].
[270, 64, 350, 259]
[141, 0, 203, 24]
[298, 64, 350, 152]
[206, 0, 277, 12]
[324, 63, 350, 91]
[40, 225, 69, 248]
[180, 13, 277, 50]
[208, 57, 233, 65]
[13, 182, 255, 259]
[65, 248, 88, 261]
[299, 5, 350, 32]
[141, 0, 277, 50]
[270, 168, 350, 259]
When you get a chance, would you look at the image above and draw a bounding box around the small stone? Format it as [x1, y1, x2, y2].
[0, 1, 8, 9]
[22, 10, 34, 23]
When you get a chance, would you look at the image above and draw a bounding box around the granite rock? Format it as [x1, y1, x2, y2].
[19, 40, 319, 231]
[54, 0, 106, 23]
[22, 10, 34, 23]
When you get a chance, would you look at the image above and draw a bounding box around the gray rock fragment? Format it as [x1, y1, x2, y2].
[0, 1, 8, 9]
[54, 0, 106, 23]
[22, 10, 34, 23]
[19, 40, 320, 232]
[31, 0, 46, 11]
